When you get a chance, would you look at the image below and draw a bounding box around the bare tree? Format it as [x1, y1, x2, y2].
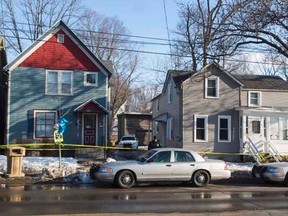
[173, 0, 244, 71]
[128, 86, 160, 113]
[228, 0, 288, 59]
[76, 10, 141, 140]
[2, 0, 83, 54]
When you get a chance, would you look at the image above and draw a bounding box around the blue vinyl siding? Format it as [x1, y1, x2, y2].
[8, 67, 108, 144]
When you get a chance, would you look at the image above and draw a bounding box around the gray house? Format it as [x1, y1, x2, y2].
[3, 20, 112, 146]
[151, 62, 288, 154]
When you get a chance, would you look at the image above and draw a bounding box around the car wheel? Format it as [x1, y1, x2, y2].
[116, 170, 135, 188]
[192, 170, 210, 187]
[260, 171, 275, 184]
[284, 173, 288, 186]
[252, 165, 261, 178]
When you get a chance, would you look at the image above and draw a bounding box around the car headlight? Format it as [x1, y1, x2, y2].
[100, 167, 113, 173]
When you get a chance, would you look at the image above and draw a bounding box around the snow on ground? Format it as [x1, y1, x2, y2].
[0, 155, 255, 184]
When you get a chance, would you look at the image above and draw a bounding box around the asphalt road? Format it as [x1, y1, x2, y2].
[0, 183, 288, 216]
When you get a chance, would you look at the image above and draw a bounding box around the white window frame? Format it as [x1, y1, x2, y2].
[218, 115, 231, 142]
[57, 34, 64, 43]
[167, 117, 173, 140]
[84, 72, 98, 86]
[46, 70, 73, 95]
[155, 99, 159, 112]
[205, 77, 219, 98]
[155, 121, 159, 135]
[33, 110, 57, 139]
[248, 91, 262, 107]
[167, 82, 172, 104]
[194, 115, 208, 142]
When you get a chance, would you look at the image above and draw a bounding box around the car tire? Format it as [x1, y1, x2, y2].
[252, 165, 260, 178]
[191, 170, 210, 187]
[115, 170, 135, 188]
[260, 171, 275, 184]
[284, 173, 288, 186]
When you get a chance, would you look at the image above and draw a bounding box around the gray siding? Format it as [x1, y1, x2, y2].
[8, 67, 108, 144]
[152, 76, 181, 147]
[241, 90, 288, 107]
[182, 68, 240, 152]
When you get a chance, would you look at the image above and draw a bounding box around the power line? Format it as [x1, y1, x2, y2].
[3, 34, 287, 67]
[2, 21, 284, 55]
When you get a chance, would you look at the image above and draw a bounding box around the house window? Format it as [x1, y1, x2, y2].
[155, 121, 159, 134]
[84, 72, 98, 86]
[57, 34, 64, 43]
[248, 91, 261, 106]
[218, 116, 231, 142]
[35, 111, 57, 138]
[252, 120, 260, 134]
[167, 117, 173, 140]
[205, 77, 219, 98]
[46, 70, 73, 95]
[156, 99, 159, 112]
[168, 83, 172, 103]
[194, 115, 208, 142]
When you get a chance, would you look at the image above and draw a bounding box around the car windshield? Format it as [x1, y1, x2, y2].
[136, 149, 158, 162]
[121, 137, 135, 141]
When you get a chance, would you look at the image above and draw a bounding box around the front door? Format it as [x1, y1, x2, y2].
[83, 114, 97, 145]
[248, 117, 264, 141]
[247, 117, 265, 152]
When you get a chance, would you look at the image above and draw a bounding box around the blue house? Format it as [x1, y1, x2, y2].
[3, 20, 112, 146]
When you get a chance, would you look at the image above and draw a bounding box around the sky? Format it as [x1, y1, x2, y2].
[85, 0, 179, 40]
[84, 0, 183, 79]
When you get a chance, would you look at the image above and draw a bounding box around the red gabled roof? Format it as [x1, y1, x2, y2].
[74, 99, 108, 113]
[4, 20, 112, 77]
[19, 30, 99, 71]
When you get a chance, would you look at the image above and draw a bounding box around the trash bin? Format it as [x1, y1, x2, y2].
[6, 147, 26, 177]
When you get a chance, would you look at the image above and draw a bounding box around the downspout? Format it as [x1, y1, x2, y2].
[239, 85, 243, 152]
[177, 83, 183, 148]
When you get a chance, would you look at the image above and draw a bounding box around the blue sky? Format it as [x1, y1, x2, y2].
[85, 0, 180, 39]
[84, 0, 184, 77]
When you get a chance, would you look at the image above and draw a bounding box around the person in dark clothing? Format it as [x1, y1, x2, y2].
[148, 135, 161, 150]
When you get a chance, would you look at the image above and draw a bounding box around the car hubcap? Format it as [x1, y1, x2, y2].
[122, 174, 131, 185]
[197, 174, 205, 183]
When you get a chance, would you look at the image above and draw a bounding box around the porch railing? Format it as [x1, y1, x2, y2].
[246, 138, 282, 165]
[266, 140, 282, 162]
[246, 138, 265, 166]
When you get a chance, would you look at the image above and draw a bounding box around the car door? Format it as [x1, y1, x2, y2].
[171, 151, 197, 181]
[140, 151, 173, 181]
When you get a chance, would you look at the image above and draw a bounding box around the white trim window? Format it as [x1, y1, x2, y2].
[84, 72, 98, 86]
[194, 115, 208, 142]
[205, 77, 219, 98]
[168, 82, 173, 103]
[57, 34, 64, 43]
[34, 110, 57, 138]
[248, 91, 261, 106]
[155, 99, 159, 112]
[167, 117, 173, 140]
[46, 70, 73, 95]
[218, 115, 231, 142]
[155, 121, 159, 135]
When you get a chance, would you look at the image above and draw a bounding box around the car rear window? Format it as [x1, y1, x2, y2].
[122, 137, 135, 141]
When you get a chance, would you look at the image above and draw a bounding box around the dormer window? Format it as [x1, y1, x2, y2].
[205, 77, 219, 98]
[57, 34, 64, 43]
[248, 91, 261, 106]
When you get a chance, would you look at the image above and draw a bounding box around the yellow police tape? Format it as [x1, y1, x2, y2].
[0, 142, 263, 156]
